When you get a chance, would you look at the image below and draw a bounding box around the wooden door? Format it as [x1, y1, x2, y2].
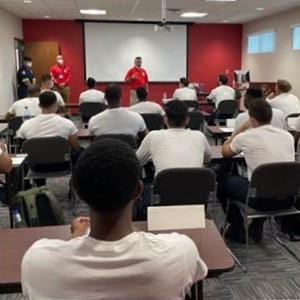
[24, 41, 59, 85]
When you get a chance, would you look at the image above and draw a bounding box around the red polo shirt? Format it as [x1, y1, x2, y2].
[49, 64, 71, 86]
[125, 67, 149, 90]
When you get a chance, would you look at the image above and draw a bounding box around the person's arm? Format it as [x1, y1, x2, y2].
[0, 145, 12, 173]
[49, 66, 59, 86]
[5, 104, 16, 121]
[125, 69, 134, 82]
[222, 120, 250, 157]
[64, 66, 71, 85]
[136, 134, 152, 166]
[70, 217, 90, 239]
[32, 77, 36, 85]
[266, 92, 275, 100]
[145, 71, 149, 91]
[206, 89, 215, 102]
[69, 134, 80, 150]
[203, 136, 211, 163]
[5, 112, 15, 121]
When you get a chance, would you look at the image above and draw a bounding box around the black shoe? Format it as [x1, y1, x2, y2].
[249, 219, 265, 243]
[224, 225, 247, 244]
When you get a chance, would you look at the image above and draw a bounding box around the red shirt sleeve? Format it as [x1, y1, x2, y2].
[49, 65, 59, 85]
[125, 68, 133, 81]
[64, 66, 71, 85]
[144, 70, 149, 84]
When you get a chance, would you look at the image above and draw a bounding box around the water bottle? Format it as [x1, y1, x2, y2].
[12, 209, 24, 228]
[23, 106, 31, 122]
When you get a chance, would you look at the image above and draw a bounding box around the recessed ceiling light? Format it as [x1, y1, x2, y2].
[80, 9, 107, 15]
[44, 15, 51, 18]
[23, 0, 32, 3]
[180, 12, 208, 18]
[256, 7, 265, 11]
[205, 0, 236, 2]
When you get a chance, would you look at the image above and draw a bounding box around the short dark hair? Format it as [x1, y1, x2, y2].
[74, 138, 141, 213]
[39, 91, 57, 108]
[218, 74, 228, 85]
[41, 74, 52, 83]
[244, 87, 263, 109]
[23, 56, 32, 62]
[165, 100, 188, 128]
[27, 84, 41, 97]
[105, 84, 122, 105]
[136, 87, 147, 101]
[87, 77, 96, 89]
[135, 56, 142, 60]
[277, 79, 292, 93]
[180, 77, 189, 87]
[248, 99, 272, 125]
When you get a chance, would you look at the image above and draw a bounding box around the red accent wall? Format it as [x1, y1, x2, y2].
[23, 20, 242, 106]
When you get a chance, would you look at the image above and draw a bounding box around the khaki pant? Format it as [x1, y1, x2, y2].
[130, 90, 138, 106]
[55, 84, 70, 103]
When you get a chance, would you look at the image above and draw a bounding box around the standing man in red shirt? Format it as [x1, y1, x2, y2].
[125, 56, 149, 106]
[49, 55, 71, 103]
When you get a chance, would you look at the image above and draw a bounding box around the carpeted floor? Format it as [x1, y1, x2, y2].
[1, 176, 300, 299]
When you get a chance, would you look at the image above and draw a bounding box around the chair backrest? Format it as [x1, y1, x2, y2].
[217, 100, 237, 116]
[182, 100, 199, 111]
[8, 117, 23, 136]
[249, 162, 300, 199]
[140, 113, 164, 131]
[80, 102, 106, 122]
[94, 134, 137, 149]
[153, 168, 216, 206]
[187, 111, 204, 130]
[22, 137, 70, 166]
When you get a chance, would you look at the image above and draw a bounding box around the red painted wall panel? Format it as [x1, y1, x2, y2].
[23, 20, 242, 106]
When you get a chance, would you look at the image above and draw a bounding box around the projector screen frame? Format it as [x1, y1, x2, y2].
[79, 20, 193, 84]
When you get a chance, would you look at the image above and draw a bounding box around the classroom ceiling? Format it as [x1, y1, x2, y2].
[0, 0, 300, 24]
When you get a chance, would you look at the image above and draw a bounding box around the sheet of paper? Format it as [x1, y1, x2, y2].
[220, 127, 234, 133]
[148, 205, 205, 231]
[12, 157, 26, 166]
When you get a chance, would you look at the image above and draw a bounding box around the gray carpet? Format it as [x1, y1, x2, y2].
[2, 177, 300, 299]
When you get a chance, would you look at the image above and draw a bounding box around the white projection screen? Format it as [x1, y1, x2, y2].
[84, 22, 187, 82]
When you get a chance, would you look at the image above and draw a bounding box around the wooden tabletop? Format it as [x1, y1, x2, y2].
[77, 128, 92, 140]
[0, 219, 234, 294]
[206, 126, 234, 135]
[210, 146, 244, 163]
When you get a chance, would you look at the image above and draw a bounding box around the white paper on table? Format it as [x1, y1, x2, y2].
[147, 205, 205, 231]
[12, 157, 26, 166]
[220, 127, 234, 133]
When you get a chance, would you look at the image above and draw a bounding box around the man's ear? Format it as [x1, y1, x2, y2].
[133, 180, 143, 201]
[185, 116, 190, 127]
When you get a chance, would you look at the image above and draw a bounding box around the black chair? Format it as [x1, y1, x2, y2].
[141, 113, 164, 131]
[8, 117, 23, 153]
[152, 168, 216, 209]
[182, 100, 199, 112]
[223, 162, 300, 271]
[94, 134, 137, 149]
[215, 100, 237, 125]
[79, 102, 106, 124]
[22, 137, 76, 211]
[187, 111, 204, 131]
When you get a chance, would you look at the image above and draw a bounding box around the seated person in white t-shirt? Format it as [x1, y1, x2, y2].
[89, 84, 148, 139]
[219, 100, 295, 244]
[172, 77, 198, 101]
[5, 84, 41, 121]
[0, 144, 12, 173]
[79, 77, 106, 104]
[129, 86, 166, 118]
[266, 79, 300, 117]
[137, 100, 211, 176]
[207, 74, 236, 108]
[17, 91, 81, 175]
[21, 138, 207, 300]
[233, 87, 286, 133]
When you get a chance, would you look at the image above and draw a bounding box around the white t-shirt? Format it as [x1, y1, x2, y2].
[266, 93, 300, 117]
[136, 128, 211, 175]
[231, 125, 295, 179]
[79, 89, 106, 104]
[17, 114, 77, 140]
[89, 108, 146, 137]
[8, 97, 41, 117]
[128, 101, 165, 116]
[21, 231, 207, 300]
[294, 117, 300, 132]
[234, 108, 286, 132]
[172, 87, 198, 101]
[207, 85, 235, 108]
[41, 89, 65, 107]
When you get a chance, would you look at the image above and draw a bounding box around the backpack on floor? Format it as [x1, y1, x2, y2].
[11, 186, 66, 228]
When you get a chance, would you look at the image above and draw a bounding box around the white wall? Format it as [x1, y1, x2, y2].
[242, 7, 300, 97]
[0, 8, 23, 114]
